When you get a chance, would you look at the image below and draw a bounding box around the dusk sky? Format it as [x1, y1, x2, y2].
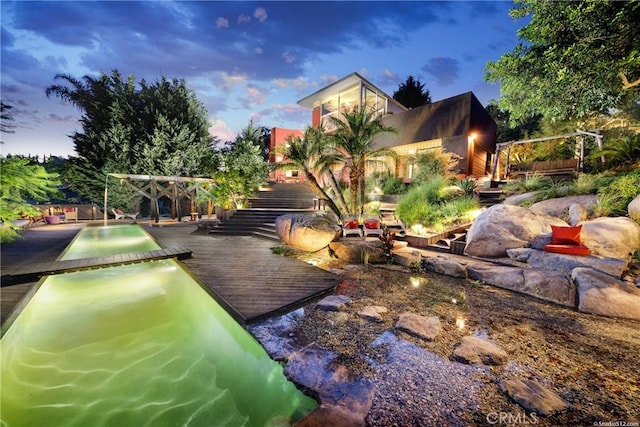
[1, 1, 526, 158]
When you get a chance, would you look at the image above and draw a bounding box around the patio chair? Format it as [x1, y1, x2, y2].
[63, 207, 78, 222]
[341, 215, 362, 238]
[112, 208, 139, 220]
[362, 217, 384, 239]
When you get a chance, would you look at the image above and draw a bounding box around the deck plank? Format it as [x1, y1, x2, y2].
[1, 247, 193, 286]
[146, 229, 338, 324]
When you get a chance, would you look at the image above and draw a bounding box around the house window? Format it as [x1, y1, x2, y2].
[285, 170, 299, 178]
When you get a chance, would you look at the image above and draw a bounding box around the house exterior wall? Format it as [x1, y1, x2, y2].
[268, 127, 305, 182]
[373, 92, 497, 177]
[294, 73, 498, 179]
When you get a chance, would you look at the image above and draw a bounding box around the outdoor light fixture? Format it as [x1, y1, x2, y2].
[410, 277, 420, 288]
[456, 317, 466, 330]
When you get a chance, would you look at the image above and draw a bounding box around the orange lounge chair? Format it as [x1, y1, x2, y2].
[363, 217, 383, 239]
[341, 215, 362, 238]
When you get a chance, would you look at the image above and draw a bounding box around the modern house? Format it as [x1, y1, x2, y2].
[269, 72, 497, 182]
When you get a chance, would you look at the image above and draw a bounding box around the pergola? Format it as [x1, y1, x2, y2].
[490, 130, 604, 181]
[106, 173, 216, 224]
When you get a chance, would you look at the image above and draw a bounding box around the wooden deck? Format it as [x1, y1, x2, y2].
[1, 223, 338, 327]
[146, 226, 339, 324]
[1, 247, 192, 287]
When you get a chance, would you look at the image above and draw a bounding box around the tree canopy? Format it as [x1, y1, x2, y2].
[46, 70, 215, 206]
[0, 156, 61, 242]
[209, 120, 271, 209]
[485, 0, 640, 123]
[327, 107, 397, 214]
[392, 76, 431, 109]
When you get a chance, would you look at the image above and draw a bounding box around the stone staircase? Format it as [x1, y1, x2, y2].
[208, 183, 318, 241]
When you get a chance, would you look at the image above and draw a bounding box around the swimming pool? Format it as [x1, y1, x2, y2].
[1, 225, 316, 426]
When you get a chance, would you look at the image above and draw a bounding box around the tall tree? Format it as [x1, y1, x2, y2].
[327, 107, 397, 214]
[485, 101, 542, 144]
[392, 76, 431, 108]
[278, 129, 342, 217]
[485, 0, 640, 123]
[46, 71, 214, 204]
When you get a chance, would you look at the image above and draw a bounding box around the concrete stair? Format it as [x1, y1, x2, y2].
[209, 183, 318, 241]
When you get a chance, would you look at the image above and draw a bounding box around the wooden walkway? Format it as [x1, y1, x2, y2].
[146, 226, 339, 324]
[1, 222, 338, 327]
[1, 247, 192, 287]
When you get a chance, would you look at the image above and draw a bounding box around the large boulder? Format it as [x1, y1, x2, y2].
[465, 204, 566, 257]
[580, 217, 640, 260]
[466, 262, 576, 307]
[275, 213, 340, 252]
[328, 240, 386, 264]
[507, 248, 628, 278]
[628, 194, 640, 224]
[529, 194, 597, 219]
[573, 267, 640, 321]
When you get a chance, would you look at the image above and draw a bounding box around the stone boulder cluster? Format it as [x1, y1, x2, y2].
[274, 195, 640, 321]
[395, 197, 640, 322]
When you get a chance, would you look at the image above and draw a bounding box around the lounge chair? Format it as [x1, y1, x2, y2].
[362, 217, 384, 239]
[112, 208, 139, 220]
[62, 207, 78, 222]
[341, 215, 362, 238]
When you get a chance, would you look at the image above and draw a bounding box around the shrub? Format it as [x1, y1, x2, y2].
[503, 174, 553, 194]
[568, 173, 601, 195]
[381, 176, 405, 194]
[455, 177, 478, 196]
[593, 129, 640, 169]
[593, 170, 640, 217]
[396, 180, 479, 232]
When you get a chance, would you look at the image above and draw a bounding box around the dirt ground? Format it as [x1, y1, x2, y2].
[280, 254, 640, 426]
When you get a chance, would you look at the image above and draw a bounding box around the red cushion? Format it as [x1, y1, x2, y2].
[550, 224, 582, 245]
[364, 220, 380, 229]
[116, 209, 124, 214]
[344, 220, 359, 229]
[543, 244, 590, 256]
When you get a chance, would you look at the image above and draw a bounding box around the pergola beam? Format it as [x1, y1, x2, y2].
[106, 173, 216, 223]
[490, 130, 603, 181]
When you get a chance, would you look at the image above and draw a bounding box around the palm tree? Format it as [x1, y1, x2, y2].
[305, 126, 349, 214]
[327, 106, 397, 214]
[276, 128, 342, 217]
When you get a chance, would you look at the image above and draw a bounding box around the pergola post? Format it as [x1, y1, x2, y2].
[150, 180, 159, 223]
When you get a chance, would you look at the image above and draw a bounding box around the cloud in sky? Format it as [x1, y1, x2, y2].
[0, 1, 524, 157]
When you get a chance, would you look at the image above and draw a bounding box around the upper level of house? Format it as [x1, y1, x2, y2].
[295, 71, 498, 177]
[297, 72, 407, 131]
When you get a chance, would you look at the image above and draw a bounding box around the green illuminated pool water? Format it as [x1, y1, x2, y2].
[1, 226, 316, 426]
[60, 224, 161, 260]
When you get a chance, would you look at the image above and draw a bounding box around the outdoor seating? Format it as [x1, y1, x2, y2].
[362, 217, 383, 239]
[63, 207, 78, 221]
[341, 215, 362, 238]
[543, 224, 590, 256]
[112, 208, 139, 220]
